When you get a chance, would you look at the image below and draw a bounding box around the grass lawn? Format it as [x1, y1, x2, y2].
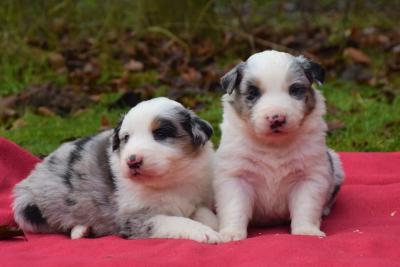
[1, 1, 399, 154]
[1, 79, 399, 155]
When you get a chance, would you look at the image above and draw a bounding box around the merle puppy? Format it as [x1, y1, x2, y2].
[13, 97, 220, 243]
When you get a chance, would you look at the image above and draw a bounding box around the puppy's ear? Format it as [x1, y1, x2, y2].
[191, 116, 213, 146]
[295, 56, 325, 85]
[179, 110, 213, 147]
[220, 61, 246, 94]
[112, 116, 124, 151]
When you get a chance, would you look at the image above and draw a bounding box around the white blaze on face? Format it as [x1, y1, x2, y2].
[113, 97, 213, 188]
[118, 98, 184, 180]
[243, 51, 311, 136]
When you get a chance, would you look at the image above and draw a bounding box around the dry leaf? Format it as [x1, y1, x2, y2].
[124, 59, 144, 72]
[11, 118, 27, 130]
[327, 120, 346, 133]
[100, 115, 111, 130]
[181, 67, 202, 84]
[38, 106, 56, 117]
[343, 47, 371, 65]
[48, 52, 65, 69]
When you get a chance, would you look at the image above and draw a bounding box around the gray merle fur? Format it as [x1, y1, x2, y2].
[13, 130, 150, 238]
[177, 108, 213, 147]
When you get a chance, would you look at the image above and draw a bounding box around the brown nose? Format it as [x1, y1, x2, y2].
[267, 114, 287, 130]
[127, 154, 143, 169]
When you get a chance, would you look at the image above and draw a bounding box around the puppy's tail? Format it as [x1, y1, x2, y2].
[323, 149, 345, 216]
[13, 183, 49, 233]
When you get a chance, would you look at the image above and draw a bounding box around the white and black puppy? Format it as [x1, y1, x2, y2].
[214, 50, 344, 242]
[13, 97, 220, 243]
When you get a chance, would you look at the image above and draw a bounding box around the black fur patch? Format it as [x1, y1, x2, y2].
[327, 151, 334, 175]
[101, 143, 116, 191]
[23, 204, 47, 225]
[299, 59, 325, 85]
[112, 118, 124, 151]
[289, 83, 308, 100]
[62, 135, 93, 188]
[193, 117, 213, 142]
[179, 110, 193, 138]
[65, 197, 77, 206]
[47, 155, 58, 165]
[331, 185, 341, 200]
[307, 61, 325, 84]
[178, 110, 213, 147]
[153, 119, 178, 141]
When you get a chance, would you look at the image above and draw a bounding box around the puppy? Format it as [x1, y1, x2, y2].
[214, 50, 344, 242]
[13, 97, 220, 243]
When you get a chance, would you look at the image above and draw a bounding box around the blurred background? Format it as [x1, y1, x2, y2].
[0, 0, 399, 155]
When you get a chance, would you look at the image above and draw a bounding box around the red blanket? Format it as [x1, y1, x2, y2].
[1, 137, 399, 266]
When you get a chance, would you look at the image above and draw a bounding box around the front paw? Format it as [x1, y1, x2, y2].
[153, 223, 222, 244]
[219, 227, 247, 242]
[291, 225, 326, 237]
[189, 226, 222, 244]
[166, 224, 221, 244]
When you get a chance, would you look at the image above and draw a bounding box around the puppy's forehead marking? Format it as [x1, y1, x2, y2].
[121, 97, 183, 132]
[245, 51, 294, 89]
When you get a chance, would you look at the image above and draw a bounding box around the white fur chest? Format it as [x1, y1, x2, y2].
[116, 179, 204, 218]
[216, 118, 327, 224]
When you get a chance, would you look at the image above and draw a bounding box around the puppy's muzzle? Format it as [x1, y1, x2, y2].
[267, 114, 287, 131]
[127, 154, 144, 170]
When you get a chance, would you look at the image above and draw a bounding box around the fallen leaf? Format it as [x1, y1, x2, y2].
[100, 115, 111, 130]
[343, 47, 371, 65]
[327, 120, 345, 133]
[48, 52, 65, 70]
[11, 118, 27, 130]
[37, 106, 56, 117]
[124, 59, 144, 72]
[89, 94, 102, 102]
[181, 67, 202, 84]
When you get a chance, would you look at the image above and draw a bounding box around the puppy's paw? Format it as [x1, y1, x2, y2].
[70, 225, 89, 240]
[188, 225, 222, 244]
[291, 225, 326, 237]
[155, 224, 221, 244]
[219, 227, 247, 242]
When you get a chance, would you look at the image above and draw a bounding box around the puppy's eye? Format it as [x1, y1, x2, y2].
[153, 120, 177, 141]
[123, 134, 129, 143]
[246, 85, 260, 101]
[289, 84, 308, 99]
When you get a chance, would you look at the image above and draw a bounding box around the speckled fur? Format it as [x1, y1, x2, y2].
[13, 97, 220, 243]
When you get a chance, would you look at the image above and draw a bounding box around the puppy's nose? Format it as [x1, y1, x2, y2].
[127, 154, 143, 169]
[267, 114, 287, 130]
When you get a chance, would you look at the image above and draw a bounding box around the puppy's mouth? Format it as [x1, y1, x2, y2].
[127, 168, 157, 180]
[267, 129, 288, 135]
[130, 169, 142, 177]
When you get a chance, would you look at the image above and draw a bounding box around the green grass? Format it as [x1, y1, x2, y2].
[0, 1, 399, 153]
[1, 80, 399, 155]
[323, 81, 400, 151]
[0, 94, 125, 155]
